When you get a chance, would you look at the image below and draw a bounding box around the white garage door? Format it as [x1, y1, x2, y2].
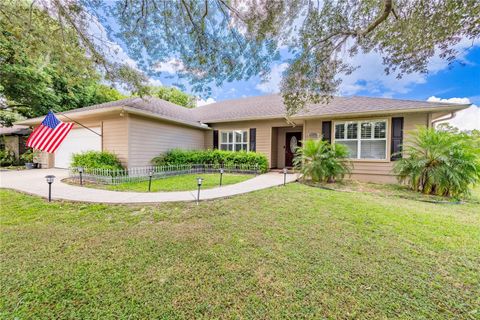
[54, 127, 101, 168]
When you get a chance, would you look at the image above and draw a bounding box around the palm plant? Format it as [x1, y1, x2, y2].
[394, 127, 480, 198]
[293, 139, 351, 183]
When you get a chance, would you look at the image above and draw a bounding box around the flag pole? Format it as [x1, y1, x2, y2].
[51, 110, 102, 137]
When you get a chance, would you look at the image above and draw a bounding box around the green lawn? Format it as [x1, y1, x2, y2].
[76, 173, 253, 192]
[1, 183, 479, 319]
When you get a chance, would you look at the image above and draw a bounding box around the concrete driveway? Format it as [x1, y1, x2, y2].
[0, 168, 298, 203]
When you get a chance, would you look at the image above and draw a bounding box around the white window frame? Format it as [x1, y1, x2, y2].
[219, 130, 249, 152]
[333, 119, 388, 160]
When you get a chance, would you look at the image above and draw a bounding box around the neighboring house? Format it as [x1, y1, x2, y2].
[0, 125, 30, 159]
[16, 95, 469, 183]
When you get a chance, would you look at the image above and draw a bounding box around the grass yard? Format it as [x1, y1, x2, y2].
[69, 173, 253, 192]
[1, 183, 479, 319]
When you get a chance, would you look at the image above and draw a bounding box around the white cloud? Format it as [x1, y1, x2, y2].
[339, 51, 427, 95]
[427, 96, 480, 131]
[255, 63, 288, 93]
[153, 58, 185, 74]
[427, 96, 471, 105]
[197, 97, 216, 107]
[148, 78, 163, 87]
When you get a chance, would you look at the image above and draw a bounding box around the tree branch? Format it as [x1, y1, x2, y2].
[359, 0, 393, 36]
[201, 0, 208, 21]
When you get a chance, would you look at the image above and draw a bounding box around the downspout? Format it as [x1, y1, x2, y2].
[431, 112, 456, 128]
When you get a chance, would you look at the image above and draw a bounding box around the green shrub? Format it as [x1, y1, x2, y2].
[0, 149, 17, 166]
[152, 149, 269, 173]
[20, 149, 38, 163]
[293, 139, 351, 183]
[394, 127, 480, 198]
[71, 151, 124, 170]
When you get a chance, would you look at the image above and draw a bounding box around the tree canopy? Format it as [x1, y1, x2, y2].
[148, 86, 196, 108]
[2, 0, 479, 115]
[0, 1, 129, 125]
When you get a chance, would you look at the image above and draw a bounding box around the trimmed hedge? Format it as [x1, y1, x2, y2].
[152, 149, 269, 173]
[71, 151, 123, 170]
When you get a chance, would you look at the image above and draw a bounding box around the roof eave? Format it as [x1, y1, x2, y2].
[15, 106, 210, 130]
[123, 107, 210, 130]
[200, 104, 470, 123]
[14, 106, 126, 126]
[293, 104, 471, 120]
[201, 115, 285, 123]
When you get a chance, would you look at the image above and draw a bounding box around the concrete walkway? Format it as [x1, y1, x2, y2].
[0, 168, 298, 203]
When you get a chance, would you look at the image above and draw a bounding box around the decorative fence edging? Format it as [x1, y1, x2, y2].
[69, 163, 259, 185]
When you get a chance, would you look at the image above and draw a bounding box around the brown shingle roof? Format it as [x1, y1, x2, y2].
[59, 96, 198, 124]
[192, 94, 470, 122]
[17, 94, 470, 126]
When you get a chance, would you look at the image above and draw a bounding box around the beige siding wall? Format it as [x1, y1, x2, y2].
[209, 119, 299, 168]
[304, 112, 430, 183]
[204, 130, 213, 149]
[102, 115, 129, 166]
[128, 114, 206, 167]
[403, 112, 428, 147]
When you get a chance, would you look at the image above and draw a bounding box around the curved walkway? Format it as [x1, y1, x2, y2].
[0, 168, 298, 203]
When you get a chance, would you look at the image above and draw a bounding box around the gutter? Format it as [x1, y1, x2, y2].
[201, 104, 470, 123]
[431, 112, 456, 127]
[15, 106, 210, 130]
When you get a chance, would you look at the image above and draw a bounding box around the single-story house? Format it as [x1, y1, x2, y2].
[16, 94, 469, 183]
[0, 125, 31, 159]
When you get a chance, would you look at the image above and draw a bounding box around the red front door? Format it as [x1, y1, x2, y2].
[285, 132, 302, 167]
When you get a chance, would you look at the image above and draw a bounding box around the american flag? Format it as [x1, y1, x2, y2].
[26, 111, 74, 153]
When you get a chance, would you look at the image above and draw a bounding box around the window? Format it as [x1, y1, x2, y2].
[334, 120, 387, 159]
[220, 130, 248, 151]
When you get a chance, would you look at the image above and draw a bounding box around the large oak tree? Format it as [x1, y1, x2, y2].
[2, 0, 479, 116]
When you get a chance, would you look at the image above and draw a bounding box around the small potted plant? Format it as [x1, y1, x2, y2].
[20, 149, 37, 169]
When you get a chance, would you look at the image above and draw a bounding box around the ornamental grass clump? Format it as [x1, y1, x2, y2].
[394, 128, 480, 198]
[294, 139, 351, 183]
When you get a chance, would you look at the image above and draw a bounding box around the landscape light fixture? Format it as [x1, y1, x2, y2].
[78, 167, 84, 186]
[283, 168, 288, 186]
[197, 177, 203, 204]
[45, 175, 55, 202]
[219, 168, 224, 186]
[148, 170, 154, 192]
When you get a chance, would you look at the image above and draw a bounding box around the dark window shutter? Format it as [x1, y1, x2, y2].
[213, 130, 219, 149]
[390, 117, 404, 161]
[322, 121, 332, 143]
[249, 128, 256, 152]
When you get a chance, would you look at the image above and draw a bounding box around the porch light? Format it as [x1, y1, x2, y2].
[282, 168, 288, 186]
[45, 175, 55, 202]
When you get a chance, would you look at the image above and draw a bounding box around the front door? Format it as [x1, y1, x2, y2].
[285, 132, 302, 167]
